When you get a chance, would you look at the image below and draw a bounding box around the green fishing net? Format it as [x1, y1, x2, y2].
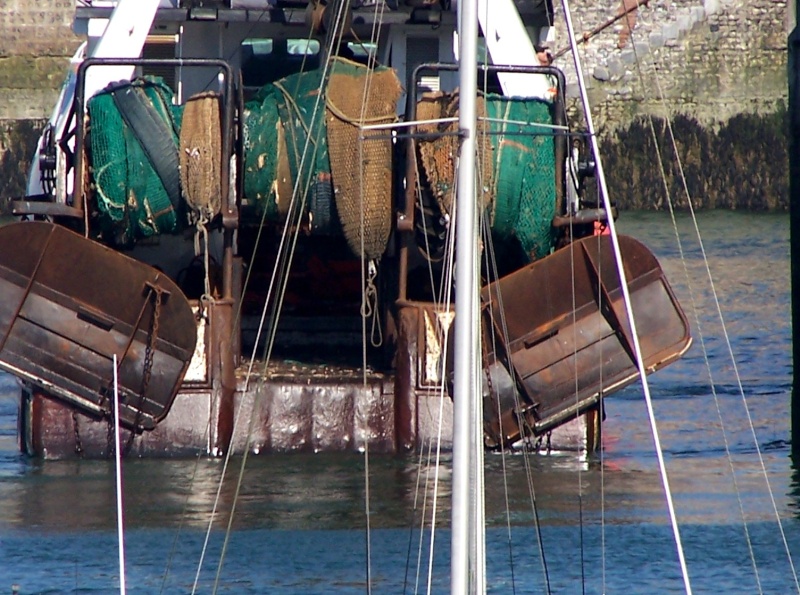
[486, 95, 556, 261]
[88, 76, 183, 245]
[242, 68, 331, 220]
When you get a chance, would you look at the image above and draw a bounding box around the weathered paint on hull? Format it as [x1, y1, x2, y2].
[19, 382, 587, 459]
[18, 303, 429, 458]
[16, 287, 591, 459]
[18, 371, 399, 458]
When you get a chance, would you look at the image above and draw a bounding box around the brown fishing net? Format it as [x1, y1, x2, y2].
[180, 91, 222, 221]
[416, 90, 557, 262]
[415, 91, 494, 218]
[326, 57, 402, 260]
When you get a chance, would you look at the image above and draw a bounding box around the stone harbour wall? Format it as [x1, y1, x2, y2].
[551, 0, 789, 129]
[0, 0, 792, 208]
[0, 0, 80, 120]
[546, 0, 791, 210]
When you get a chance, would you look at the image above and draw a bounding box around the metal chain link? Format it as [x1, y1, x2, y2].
[71, 410, 83, 458]
[105, 286, 163, 459]
[124, 287, 162, 456]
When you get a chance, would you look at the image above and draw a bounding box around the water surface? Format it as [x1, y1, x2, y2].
[1, 212, 798, 593]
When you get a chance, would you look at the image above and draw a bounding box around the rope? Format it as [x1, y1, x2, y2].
[426, 174, 458, 595]
[401, 142, 457, 594]
[336, 0, 385, 589]
[480, 210, 519, 594]
[646, 59, 799, 595]
[619, 8, 782, 591]
[173, 8, 326, 592]
[560, 10, 601, 592]
[326, 96, 397, 125]
[560, 0, 694, 593]
[192, 12, 341, 592]
[480, 176, 552, 592]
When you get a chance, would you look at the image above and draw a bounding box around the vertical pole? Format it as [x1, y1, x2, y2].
[452, 0, 482, 593]
[113, 354, 127, 595]
[790, 2, 800, 457]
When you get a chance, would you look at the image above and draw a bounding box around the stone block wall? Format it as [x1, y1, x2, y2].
[0, 0, 792, 207]
[0, 1, 789, 125]
[0, 0, 80, 120]
[551, 0, 789, 129]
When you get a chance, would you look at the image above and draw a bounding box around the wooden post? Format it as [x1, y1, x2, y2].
[789, 5, 800, 455]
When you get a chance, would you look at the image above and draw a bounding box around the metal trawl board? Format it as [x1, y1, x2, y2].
[0, 222, 197, 431]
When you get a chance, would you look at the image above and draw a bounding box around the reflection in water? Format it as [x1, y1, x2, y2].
[0, 212, 799, 593]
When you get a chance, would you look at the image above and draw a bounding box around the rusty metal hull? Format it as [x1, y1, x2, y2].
[18, 357, 584, 458]
[18, 362, 397, 458]
[10, 225, 687, 458]
[18, 304, 428, 458]
[481, 234, 692, 444]
[0, 221, 196, 431]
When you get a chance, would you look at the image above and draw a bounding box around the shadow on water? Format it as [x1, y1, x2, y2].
[787, 451, 800, 520]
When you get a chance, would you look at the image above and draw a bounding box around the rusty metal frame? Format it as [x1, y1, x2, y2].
[396, 61, 568, 303]
[72, 56, 240, 305]
[72, 57, 237, 227]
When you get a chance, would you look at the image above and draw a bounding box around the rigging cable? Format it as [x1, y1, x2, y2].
[471, 13, 524, 592]
[618, 4, 789, 590]
[190, 12, 346, 593]
[402, 139, 451, 595]
[427, 176, 459, 595]
[350, 1, 390, 590]
[481, 183, 552, 595]
[479, 189, 519, 592]
[622, 18, 799, 589]
[183, 6, 323, 590]
[564, 8, 605, 591]
[559, 0, 694, 592]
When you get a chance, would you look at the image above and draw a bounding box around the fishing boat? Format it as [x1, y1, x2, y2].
[0, 0, 691, 459]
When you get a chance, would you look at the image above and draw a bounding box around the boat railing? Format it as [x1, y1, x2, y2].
[71, 57, 238, 230]
[397, 61, 568, 303]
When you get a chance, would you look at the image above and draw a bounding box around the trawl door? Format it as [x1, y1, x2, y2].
[481, 234, 692, 444]
[0, 222, 196, 431]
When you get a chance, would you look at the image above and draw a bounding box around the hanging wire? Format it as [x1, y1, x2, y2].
[616, 5, 785, 592]
[428, 176, 460, 594]
[480, 207, 519, 595]
[349, 1, 390, 590]
[148, 10, 293, 589]
[473, 20, 521, 582]
[559, 0, 694, 592]
[622, 34, 800, 593]
[402, 141, 449, 595]
[562, 8, 611, 585]
[186, 10, 350, 592]
[177, 4, 329, 588]
[481, 170, 552, 594]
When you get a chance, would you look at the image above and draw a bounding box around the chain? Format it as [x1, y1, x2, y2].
[105, 286, 163, 459]
[360, 260, 383, 347]
[71, 410, 84, 458]
[125, 287, 162, 455]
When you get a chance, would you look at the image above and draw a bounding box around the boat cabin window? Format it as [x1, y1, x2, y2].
[142, 34, 179, 92]
[241, 38, 321, 93]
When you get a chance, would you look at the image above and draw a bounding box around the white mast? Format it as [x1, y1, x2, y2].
[451, 0, 485, 592]
[112, 354, 127, 595]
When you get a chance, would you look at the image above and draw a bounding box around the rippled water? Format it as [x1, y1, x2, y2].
[0, 212, 798, 594]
